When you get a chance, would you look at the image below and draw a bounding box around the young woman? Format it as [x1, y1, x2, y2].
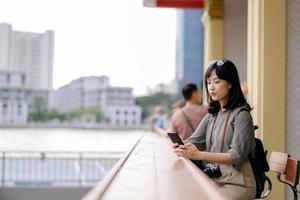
[174, 60, 256, 200]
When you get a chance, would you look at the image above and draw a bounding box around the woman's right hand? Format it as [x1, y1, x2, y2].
[171, 143, 179, 149]
[173, 144, 185, 157]
[173, 143, 202, 160]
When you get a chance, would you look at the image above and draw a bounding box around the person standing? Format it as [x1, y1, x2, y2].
[149, 105, 168, 132]
[169, 83, 207, 140]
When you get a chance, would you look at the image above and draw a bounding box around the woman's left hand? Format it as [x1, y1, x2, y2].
[174, 143, 201, 160]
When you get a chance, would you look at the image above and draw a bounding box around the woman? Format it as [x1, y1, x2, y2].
[174, 59, 256, 200]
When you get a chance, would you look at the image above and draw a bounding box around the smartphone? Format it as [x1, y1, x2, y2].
[167, 132, 184, 146]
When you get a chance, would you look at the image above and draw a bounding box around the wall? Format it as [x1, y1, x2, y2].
[286, 0, 300, 199]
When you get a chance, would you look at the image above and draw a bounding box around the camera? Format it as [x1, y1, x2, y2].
[202, 163, 222, 178]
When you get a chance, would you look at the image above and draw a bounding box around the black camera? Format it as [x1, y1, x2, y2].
[202, 163, 222, 178]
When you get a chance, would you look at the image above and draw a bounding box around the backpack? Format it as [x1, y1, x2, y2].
[233, 108, 272, 198]
[248, 126, 272, 198]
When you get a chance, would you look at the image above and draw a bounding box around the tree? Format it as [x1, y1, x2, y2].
[68, 106, 103, 122]
[135, 91, 175, 120]
[28, 110, 66, 122]
[28, 106, 103, 123]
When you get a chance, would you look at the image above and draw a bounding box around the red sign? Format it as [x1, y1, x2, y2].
[144, 0, 204, 9]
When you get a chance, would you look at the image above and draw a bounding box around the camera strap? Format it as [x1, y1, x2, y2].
[219, 111, 231, 153]
[208, 111, 231, 153]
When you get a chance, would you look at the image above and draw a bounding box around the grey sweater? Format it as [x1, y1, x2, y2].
[185, 106, 256, 170]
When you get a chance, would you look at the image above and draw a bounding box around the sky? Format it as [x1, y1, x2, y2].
[0, 0, 177, 96]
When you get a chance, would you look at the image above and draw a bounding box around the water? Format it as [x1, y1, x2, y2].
[0, 128, 145, 153]
[0, 128, 145, 187]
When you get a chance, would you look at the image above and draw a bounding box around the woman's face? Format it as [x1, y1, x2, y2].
[207, 70, 231, 105]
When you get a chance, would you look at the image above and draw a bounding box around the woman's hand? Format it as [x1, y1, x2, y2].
[173, 143, 234, 165]
[173, 143, 201, 160]
[171, 143, 180, 149]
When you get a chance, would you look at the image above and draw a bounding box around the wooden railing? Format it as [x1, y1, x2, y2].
[82, 132, 229, 200]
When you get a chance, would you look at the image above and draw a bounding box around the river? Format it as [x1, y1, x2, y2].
[0, 128, 146, 187]
[0, 128, 145, 153]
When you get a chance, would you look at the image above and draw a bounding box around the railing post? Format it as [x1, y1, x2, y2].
[2, 152, 5, 187]
[79, 153, 83, 187]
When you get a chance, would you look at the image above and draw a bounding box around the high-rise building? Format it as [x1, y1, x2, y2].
[175, 10, 204, 96]
[0, 23, 54, 90]
[0, 71, 28, 125]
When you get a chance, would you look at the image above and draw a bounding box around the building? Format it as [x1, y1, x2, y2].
[0, 71, 28, 125]
[0, 23, 54, 90]
[50, 76, 110, 113]
[0, 71, 51, 125]
[50, 76, 142, 127]
[101, 87, 141, 127]
[175, 9, 204, 95]
[0, 23, 54, 124]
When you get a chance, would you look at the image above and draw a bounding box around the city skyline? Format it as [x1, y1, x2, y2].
[0, 0, 177, 96]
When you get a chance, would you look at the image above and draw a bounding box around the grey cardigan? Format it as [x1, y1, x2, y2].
[185, 106, 256, 170]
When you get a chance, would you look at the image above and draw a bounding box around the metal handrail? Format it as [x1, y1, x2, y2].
[0, 151, 122, 187]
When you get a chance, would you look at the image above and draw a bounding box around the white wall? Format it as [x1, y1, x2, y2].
[0, 23, 11, 71]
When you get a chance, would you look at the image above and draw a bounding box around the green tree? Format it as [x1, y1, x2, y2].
[28, 110, 66, 122]
[28, 95, 49, 121]
[68, 106, 103, 122]
[32, 96, 46, 112]
[135, 91, 175, 120]
[28, 107, 103, 123]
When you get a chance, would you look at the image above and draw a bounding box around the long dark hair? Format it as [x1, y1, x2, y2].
[204, 59, 250, 114]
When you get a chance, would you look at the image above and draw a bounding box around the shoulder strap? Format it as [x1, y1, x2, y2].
[208, 111, 231, 152]
[219, 111, 231, 153]
[181, 109, 195, 132]
[230, 107, 250, 129]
